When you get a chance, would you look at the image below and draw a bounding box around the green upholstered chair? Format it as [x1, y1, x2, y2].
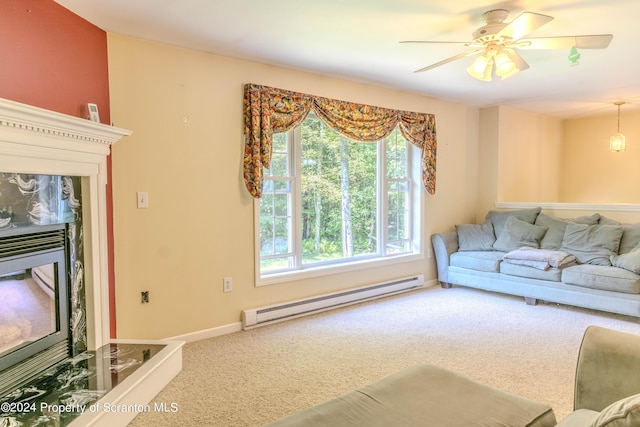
[558, 325, 640, 426]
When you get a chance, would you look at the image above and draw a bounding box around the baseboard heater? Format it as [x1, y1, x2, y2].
[242, 275, 424, 329]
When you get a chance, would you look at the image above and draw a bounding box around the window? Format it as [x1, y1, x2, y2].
[256, 112, 423, 283]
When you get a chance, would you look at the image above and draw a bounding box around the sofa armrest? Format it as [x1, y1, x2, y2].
[431, 231, 458, 286]
[574, 326, 640, 412]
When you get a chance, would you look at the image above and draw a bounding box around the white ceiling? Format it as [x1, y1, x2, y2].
[54, 0, 640, 118]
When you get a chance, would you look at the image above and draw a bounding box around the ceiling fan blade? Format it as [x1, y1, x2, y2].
[400, 40, 471, 45]
[414, 48, 484, 73]
[509, 50, 530, 71]
[519, 34, 613, 49]
[497, 11, 553, 41]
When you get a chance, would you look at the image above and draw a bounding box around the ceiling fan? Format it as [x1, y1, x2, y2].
[401, 9, 613, 81]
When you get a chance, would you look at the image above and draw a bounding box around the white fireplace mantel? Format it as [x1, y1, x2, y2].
[0, 97, 131, 350]
[0, 98, 185, 427]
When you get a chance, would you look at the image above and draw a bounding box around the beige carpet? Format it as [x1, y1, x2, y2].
[129, 285, 640, 426]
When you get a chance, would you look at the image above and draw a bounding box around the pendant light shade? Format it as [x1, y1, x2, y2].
[610, 102, 626, 153]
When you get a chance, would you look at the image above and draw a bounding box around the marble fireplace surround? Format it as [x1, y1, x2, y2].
[0, 97, 183, 426]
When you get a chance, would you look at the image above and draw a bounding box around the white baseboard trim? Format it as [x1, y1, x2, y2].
[424, 278, 438, 288]
[165, 281, 437, 342]
[165, 322, 243, 343]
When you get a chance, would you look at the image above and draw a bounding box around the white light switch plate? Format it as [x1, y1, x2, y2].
[137, 191, 149, 209]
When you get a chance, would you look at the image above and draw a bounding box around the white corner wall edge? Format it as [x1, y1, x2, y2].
[69, 340, 184, 427]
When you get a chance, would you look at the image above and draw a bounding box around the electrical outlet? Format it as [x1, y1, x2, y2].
[223, 277, 233, 293]
[141, 290, 149, 303]
[427, 247, 433, 259]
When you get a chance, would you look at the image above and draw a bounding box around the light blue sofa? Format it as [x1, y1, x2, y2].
[431, 208, 640, 318]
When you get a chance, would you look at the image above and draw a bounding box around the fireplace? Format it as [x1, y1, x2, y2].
[0, 97, 183, 427]
[0, 224, 70, 396]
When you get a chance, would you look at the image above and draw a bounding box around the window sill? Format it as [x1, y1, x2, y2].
[256, 252, 425, 287]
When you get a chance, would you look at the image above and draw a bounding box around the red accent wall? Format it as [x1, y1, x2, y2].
[0, 0, 117, 338]
[0, 0, 110, 122]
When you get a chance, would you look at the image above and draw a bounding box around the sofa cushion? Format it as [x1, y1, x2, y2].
[588, 393, 640, 427]
[485, 207, 541, 238]
[620, 224, 640, 255]
[610, 243, 640, 274]
[450, 251, 504, 273]
[500, 262, 562, 282]
[599, 217, 640, 255]
[556, 409, 600, 427]
[456, 223, 496, 251]
[536, 213, 600, 250]
[265, 364, 557, 427]
[562, 265, 640, 294]
[561, 223, 624, 266]
[493, 216, 547, 253]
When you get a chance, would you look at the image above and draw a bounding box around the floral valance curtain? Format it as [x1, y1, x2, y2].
[243, 83, 437, 198]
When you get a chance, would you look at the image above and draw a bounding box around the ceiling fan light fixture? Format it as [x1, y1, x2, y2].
[494, 50, 519, 79]
[467, 54, 493, 81]
[610, 102, 626, 152]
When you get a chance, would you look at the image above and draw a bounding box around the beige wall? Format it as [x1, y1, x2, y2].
[562, 111, 640, 203]
[477, 106, 563, 220]
[486, 106, 640, 206]
[107, 34, 480, 339]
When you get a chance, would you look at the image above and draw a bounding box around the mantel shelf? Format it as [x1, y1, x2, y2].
[0, 97, 131, 151]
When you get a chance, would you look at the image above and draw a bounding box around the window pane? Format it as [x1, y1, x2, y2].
[258, 112, 419, 279]
[266, 132, 290, 177]
[386, 241, 411, 254]
[259, 176, 292, 259]
[259, 217, 275, 256]
[387, 181, 409, 241]
[386, 128, 407, 179]
[300, 114, 378, 264]
[260, 256, 292, 272]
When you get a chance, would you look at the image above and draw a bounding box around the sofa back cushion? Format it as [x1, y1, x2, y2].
[610, 243, 640, 274]
[492, 216, 547, 253]
[599, 217, 640, 255]
[536, 213, 600, 250]
[561, 223, 624, 266]
[485, 207, 541, 239]
[455, 223, 496, 251]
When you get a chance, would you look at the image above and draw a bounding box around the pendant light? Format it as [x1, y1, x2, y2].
[610, 102, 626, 153]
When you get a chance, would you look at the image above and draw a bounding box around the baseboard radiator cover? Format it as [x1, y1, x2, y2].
[242, 275, 424, 329]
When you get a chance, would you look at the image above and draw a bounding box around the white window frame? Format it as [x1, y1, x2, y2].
[254, 120, 424, 287]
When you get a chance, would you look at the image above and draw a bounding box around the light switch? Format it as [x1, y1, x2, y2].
[137, 191, 149, 209]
